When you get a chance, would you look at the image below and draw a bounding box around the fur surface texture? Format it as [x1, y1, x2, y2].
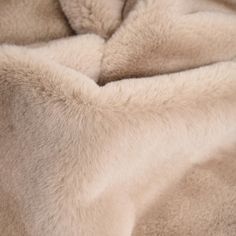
[0, 0, 236, 236]
[1, 46, 236, 236]
[59, 0, 125, 38]
[100, 0, 236, 83]
[0, 0, 73, 45]
[29, 35, 105, 82]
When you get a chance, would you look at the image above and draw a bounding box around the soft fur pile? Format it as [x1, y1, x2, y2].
[0, 0, 236, 235]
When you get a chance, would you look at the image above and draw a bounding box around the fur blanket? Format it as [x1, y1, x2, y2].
[0, 0, 236, 235]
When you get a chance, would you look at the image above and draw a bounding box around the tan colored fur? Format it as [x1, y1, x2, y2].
[0, 46, 236, 235]
[134, 146, 236, 236]
[59, 0, 125, 38]
[0, 0, 73, 45]
[29, 35, 105, 82]
[0, 0, 236, 235]
[100, 0, 236, 83]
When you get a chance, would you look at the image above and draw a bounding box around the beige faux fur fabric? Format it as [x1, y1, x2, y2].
[0, 0, 73, 45]
[100, 0, 236, 83]
[0, 0, 236, 236]
[58, 0, 236, 83]
[29, 35, 105, 82]
[59, 0, 125, 38]
[1, 47, 236, 236]
[133, 146, 236, 236]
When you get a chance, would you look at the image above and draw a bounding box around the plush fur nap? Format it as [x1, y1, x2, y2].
[100, 0, 236, 83]
[0, 0, 73, 45]
[0, 0, 236, 236]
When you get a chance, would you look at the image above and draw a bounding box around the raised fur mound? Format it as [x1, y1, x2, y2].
[0, 0, 236, 235]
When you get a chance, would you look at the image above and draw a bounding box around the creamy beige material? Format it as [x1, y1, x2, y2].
[29, 35, 105, 82]
[0, 0, 73, 45]
[100, 0, 236, 83]
[0, 0, 236, 236]
[59, 0, 125, 38]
